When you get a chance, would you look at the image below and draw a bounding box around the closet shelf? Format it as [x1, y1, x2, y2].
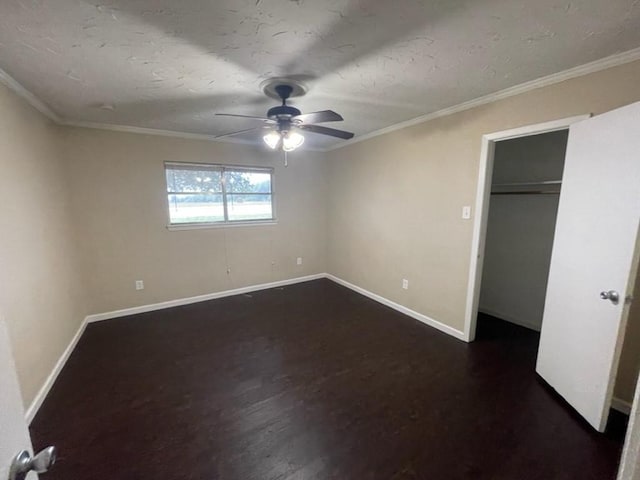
[491, 180, 562, 196]
[491, 190, 560, 195]
[492, 180, 562, 187]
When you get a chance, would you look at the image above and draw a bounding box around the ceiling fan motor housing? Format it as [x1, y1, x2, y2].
[267, 105, 302, 119]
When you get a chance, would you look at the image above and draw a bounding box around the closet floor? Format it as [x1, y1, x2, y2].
[30, 280, 626, 479]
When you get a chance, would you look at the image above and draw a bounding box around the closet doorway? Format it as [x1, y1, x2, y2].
[464, 115, 588, 344]
[478, 129, 568, 333]
[464, 104, 640, 434]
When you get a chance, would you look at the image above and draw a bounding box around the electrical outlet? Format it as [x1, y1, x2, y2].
[462, 206, 472, 220]
[296, 257, 303, 266]
[402, 279, 409, 290]
[135, 280, 144, 290]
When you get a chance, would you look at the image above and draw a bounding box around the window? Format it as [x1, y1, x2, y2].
[165, 162, 274, 226]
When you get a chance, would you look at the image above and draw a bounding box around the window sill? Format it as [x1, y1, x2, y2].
[167, 220, 278, 231]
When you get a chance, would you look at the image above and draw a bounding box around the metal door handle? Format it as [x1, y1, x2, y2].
[600, 290, 620, 305]
[8, 446, 56, 480]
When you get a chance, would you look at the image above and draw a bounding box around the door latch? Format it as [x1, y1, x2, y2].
[9, 446, 56, 480]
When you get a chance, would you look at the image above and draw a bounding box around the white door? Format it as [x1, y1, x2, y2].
[536, 101, 640, 432]
[0, 318, 36, 479]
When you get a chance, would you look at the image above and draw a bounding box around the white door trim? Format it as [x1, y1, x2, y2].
[618, 371, 640, 480]
[462, 114, 591, 342]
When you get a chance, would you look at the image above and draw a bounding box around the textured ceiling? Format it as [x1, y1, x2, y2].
[1, 0, 639, 149]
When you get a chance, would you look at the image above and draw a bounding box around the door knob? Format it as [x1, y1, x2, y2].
[9, 446, 57, 480]
[600, 290, 620, 305]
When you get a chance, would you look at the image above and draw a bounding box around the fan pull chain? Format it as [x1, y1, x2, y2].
[284, 150, 288, 168]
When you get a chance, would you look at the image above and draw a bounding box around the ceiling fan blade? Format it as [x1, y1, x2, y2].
[215, 113, 272, 121]
[293, 110, 344, 124]
[299, 124, 354, 140]
[215, 126, 266, 139]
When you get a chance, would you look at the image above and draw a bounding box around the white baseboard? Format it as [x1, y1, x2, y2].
[26, 272, 466, 423]
[25, 316, 88, 424]
[612, 397, 633, 415]
[26, 271, 632, 429]
[86, 273, 326, 323]
[478, 307, 542, 332]
[25, 273, 324, 423]
[325, 274, 466, 341]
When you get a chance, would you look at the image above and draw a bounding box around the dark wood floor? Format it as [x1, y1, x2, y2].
[31, 279, 626, 479]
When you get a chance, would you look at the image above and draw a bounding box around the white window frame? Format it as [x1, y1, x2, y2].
[165, 162, 276, 230]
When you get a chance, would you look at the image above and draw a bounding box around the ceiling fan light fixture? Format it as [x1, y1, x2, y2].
[282, 131, 305, 152]
[220, 80, 352, 148]
[263, 131, 281, 149]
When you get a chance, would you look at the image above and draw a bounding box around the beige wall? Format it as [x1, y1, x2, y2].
[61, 128, 328, 314]
[326, 59, 640, 335]
[0, 84, 87, 407]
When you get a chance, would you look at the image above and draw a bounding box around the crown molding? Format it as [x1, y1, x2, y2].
[323, 46, 640, 152]
[2, 47, 640, 152]
[0, 67, 61, 122]
[61, 119, 250, 144]
[60, 119, 326, 152]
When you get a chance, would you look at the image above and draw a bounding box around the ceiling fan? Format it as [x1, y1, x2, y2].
[215, 82, 354, 152]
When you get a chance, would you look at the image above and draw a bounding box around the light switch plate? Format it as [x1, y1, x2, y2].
[462, 206, 471, 219]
